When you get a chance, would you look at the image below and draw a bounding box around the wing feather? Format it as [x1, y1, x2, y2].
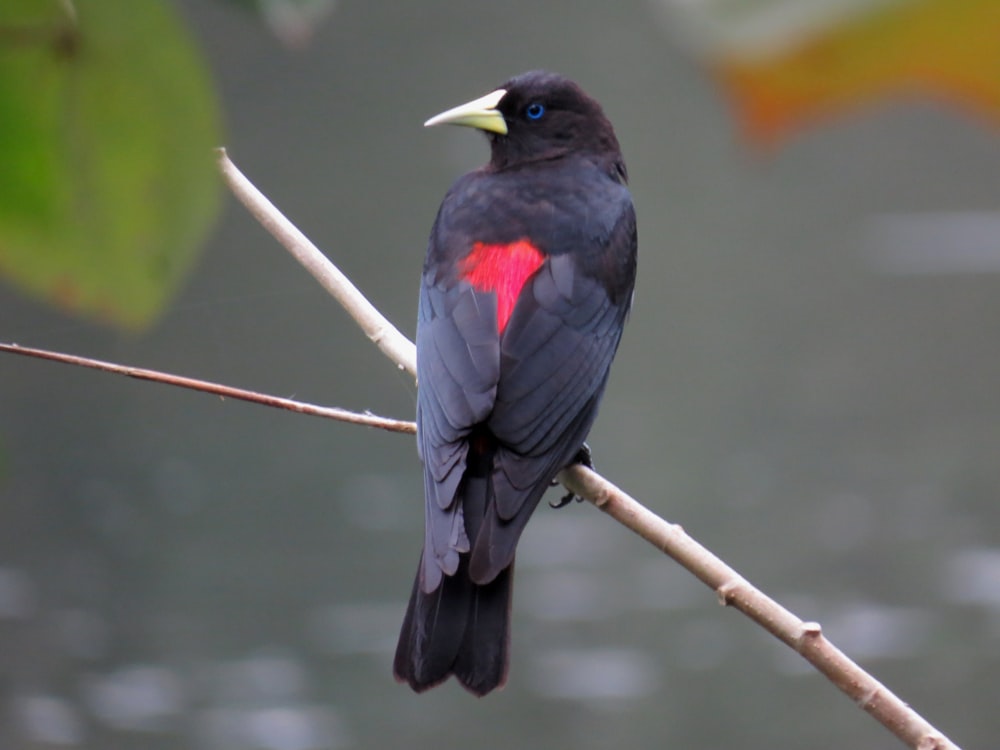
[416, 281, 500, 591]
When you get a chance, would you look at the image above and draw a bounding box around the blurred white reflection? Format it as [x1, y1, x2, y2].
[529, 648, 658, 702]
[197, 705, 348, 750]
[943, 547, 1000, 609]
[866, 212, 1000, 274]
[822, 602, 932, 659]
[210, 652, 306, 702]
[12, 694, 83, 746]
[771, 600, 933, 675]
[651, 0, 899, 56]
[82, 665, 183, 731]
[196, 652, 350, 749]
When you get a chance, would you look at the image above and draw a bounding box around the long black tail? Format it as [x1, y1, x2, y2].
[395, 429, 515, 695]
[393, 554, 512, 696]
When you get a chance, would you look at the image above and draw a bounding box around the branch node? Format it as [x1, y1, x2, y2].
[716, 579, 741, 607]
[917, 736, 950, 750]
[856, 684, 881, 710]
[800, 621, 823, 638]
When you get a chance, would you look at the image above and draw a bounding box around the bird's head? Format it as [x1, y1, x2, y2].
[425, 71, 625, 179]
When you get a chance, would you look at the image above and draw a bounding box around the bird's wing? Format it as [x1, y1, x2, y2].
[469, 208, 637, 583]
[415, 279, 500, 591]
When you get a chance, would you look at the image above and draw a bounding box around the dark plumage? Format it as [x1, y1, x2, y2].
[394, 71, 637, 696]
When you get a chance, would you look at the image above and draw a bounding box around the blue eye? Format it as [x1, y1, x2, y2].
[525, 102, 545, 120]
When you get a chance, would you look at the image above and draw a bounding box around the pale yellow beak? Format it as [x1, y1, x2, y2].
[424, 88, 508, 135]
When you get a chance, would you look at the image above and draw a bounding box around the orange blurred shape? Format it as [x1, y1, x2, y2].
[712, 0, 1000, 146]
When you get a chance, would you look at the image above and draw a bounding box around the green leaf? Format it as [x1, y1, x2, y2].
[0, 0, 223, 331]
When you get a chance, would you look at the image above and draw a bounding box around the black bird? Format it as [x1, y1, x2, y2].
[394, 71, 637, 695]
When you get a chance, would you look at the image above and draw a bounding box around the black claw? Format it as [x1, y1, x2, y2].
[549, 443, 594, 509]
[549, 492, 575, 509]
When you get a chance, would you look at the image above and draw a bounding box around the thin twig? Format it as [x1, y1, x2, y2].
[215, 150, 961, 750]
[0, 342, 414, 434]
[216, 148, 416, 375]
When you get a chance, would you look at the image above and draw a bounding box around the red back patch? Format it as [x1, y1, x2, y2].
[459, 239, 544, 334]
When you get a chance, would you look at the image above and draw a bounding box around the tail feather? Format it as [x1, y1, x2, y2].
[395, 446, 514, 696]
[452, 561, 512, 694]
[393, 555, 512, 696]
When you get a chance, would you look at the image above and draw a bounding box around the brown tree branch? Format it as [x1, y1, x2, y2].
[0, 342, 415, 435]
[216, 149, 961, 750]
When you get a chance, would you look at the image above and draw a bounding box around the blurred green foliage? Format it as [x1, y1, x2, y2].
[0, 0, 222, 331]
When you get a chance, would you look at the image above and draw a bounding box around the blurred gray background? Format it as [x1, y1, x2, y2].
[2, 1, 999, 748]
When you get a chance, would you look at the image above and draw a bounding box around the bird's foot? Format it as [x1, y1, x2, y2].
[550, 444, 594, 509]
